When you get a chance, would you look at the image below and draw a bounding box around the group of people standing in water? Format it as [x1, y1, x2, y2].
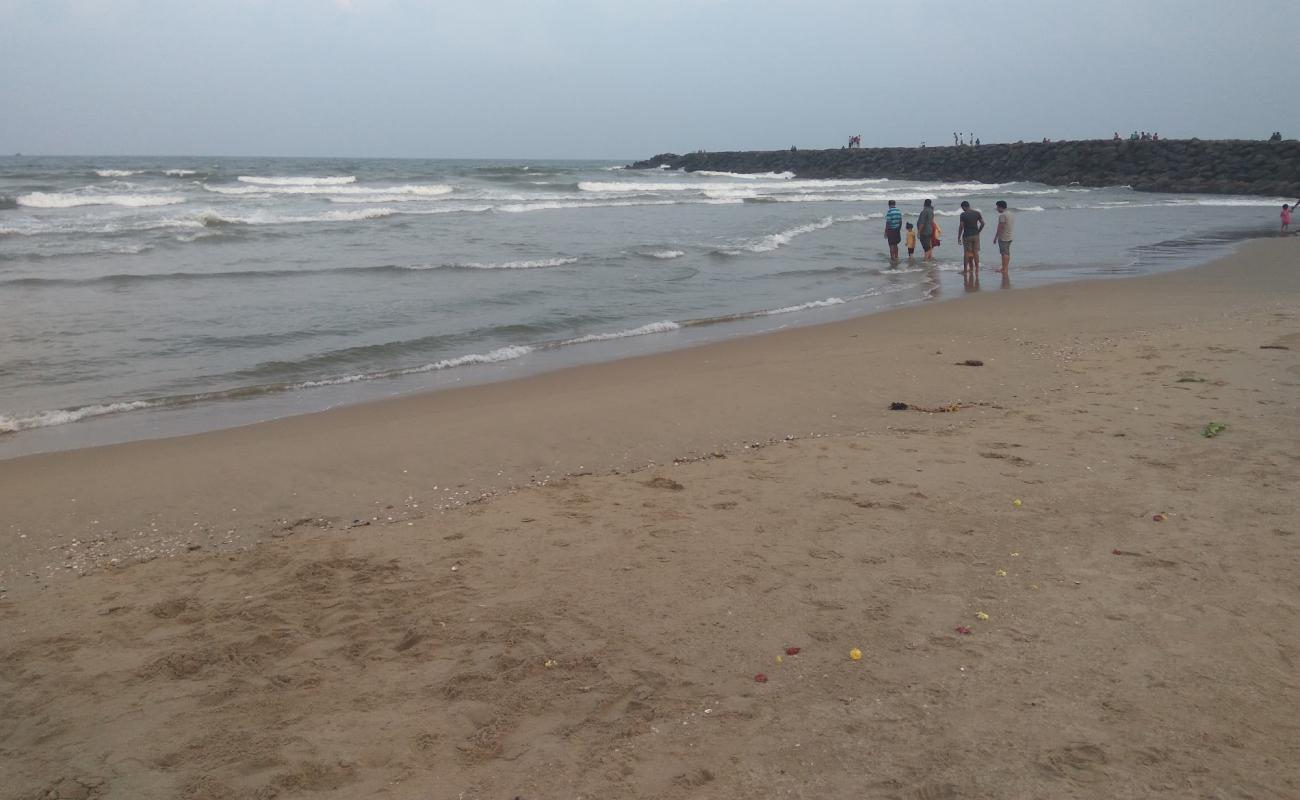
[883, 199, 1015, 275]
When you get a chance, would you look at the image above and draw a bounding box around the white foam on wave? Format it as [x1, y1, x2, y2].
[562, 320, 681, 345]
[297, 345, 534, 389]
[457, 257, 579, 270]
[771, 192, 940, 203]
[762, 297, 846, 315]
[165, 169, 198, 177]
[578, 181, 697, 193]
[703, 187, 758, 200]
[643, 249, 685, 259]
[199, 207, 396, 226]
[1016, 205, 1046, 212]
[323, 185, 455, 203]
[17, 192, 186, 208]
[578, 178, 889, 195]
[727, 216, 835, 254]
[95, 169, 138, 177]
[0, 400, 157, 434]
[1187, 196, 1290, 207]
[496, 199, 688, 213]
[692, 170, 795, 180]
[237, 175, 356, 186]
[206, 182, 452, 198]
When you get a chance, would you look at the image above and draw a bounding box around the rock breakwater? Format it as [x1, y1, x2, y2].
[629, 139, 1300, 196]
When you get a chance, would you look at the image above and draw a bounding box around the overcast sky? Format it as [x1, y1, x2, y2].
[2, 0, 1295, 159]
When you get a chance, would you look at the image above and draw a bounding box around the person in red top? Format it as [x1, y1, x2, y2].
[1283, 201, 1298, 235]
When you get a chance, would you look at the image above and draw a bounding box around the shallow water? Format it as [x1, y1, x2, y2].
[0, 155, 1286, 457]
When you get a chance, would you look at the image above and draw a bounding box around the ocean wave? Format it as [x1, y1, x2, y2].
[679, 291, 879, 328]
[456, 257, 579, 270]
[0, 256, 583, 287]
[299, 345, 534, 388]
[94, 169, 138, 177]
[577, 178, 891, 194]
[1015, 205, 1046, 212]
[0, 400, 157, 434]
[691, 170, 795, 180]
[0, 344, 538, 433]
[204, 182, 452, 198]
[722, 216, 835, 254]
[237, 175, 356, 186]
[1187, 196, 1291, 207]
[496, 199, 692, 213]
[17, 192, 186, 208]
[641, 249, 685, 259]
[198, 207, 397, 226]
[165, 169, 199, 177]
[561, 320, 681, 345]
[763, 297, 846, 315]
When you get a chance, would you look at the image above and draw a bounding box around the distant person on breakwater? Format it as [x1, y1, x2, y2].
[916, 199, 936, 261]
[1283, 201, 1298, 235]
[957, 201, 985, 274]
[905, 222, 917, 257]
[884, 200, 903, 260]
[993, 200, 1015, 274]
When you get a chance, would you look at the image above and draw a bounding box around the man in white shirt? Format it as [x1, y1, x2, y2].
[993, 200, 1015, 275]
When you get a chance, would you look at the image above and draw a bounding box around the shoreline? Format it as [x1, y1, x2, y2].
[1, 237, 1295, 596]
[0, 224, 1273, 462]
[2, 237, 1297, 798]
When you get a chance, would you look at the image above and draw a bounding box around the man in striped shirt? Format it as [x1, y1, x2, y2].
[884, 200, 903, 260]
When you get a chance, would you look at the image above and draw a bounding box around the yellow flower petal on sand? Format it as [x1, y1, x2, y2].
[849, 648, 862, 661]
[975, 611, 990, 621]
[996, 569, 1007, 577]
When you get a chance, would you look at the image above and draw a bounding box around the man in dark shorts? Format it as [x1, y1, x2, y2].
[993, 200, 1015, 273]
[916, 199, 935, 261]
[884, 200, 903, 260]
[956, 201, 984, 274]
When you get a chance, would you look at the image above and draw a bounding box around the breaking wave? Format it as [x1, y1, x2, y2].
[18, 192, 186, 208]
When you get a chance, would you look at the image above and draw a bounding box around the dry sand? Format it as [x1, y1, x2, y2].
[2, 239, 1298, 799]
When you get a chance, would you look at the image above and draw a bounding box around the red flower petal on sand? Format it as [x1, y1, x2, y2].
[754, 673, 768, 683]
[1153, 514, 1166, 522]
[785, 647, 801, 656]
[1112, 548, 1123, 555]
[955, 626, 972, 635]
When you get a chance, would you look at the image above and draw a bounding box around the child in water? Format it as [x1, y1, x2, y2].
[905, 222, 916, 257]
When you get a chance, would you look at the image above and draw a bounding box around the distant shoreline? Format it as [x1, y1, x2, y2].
[629, 139, 1300, 196]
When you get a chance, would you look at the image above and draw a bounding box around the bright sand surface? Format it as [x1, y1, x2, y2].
[2, 239, 1298, 799]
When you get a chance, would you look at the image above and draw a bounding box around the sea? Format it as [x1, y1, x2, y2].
[0, 155, 1287, 458]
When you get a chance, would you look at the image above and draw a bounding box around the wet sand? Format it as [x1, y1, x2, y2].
[2, 239, 1298, 799]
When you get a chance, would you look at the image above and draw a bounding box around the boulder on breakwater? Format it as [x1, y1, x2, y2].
[628, 139, 1300, 196]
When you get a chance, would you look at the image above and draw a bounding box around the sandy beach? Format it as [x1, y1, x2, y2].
[2, 239, 1298, 799]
